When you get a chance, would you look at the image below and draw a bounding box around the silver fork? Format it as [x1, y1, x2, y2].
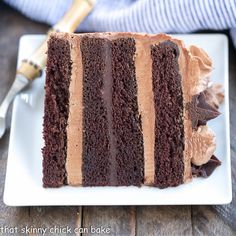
[0, 0, 96, 138]
[0, 75, 30, 138]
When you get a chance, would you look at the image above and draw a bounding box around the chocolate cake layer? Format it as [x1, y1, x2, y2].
[111, 38, 144, 186]
[42, 36, 71, 187]
[81, 37, 111, 186]
[151, 41, 184, 188]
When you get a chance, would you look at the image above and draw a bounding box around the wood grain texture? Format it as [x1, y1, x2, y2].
[136, 206, 192, 236]
[83, 206, 136, 236]
[213, 145, 236, 231]
[192, 206, 236, 236]
[29, 207, 81, 236]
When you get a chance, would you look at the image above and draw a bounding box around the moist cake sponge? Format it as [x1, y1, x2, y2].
[42, 32, 221, 188]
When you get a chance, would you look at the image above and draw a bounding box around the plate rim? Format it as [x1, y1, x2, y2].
[3, 33, 232, 206]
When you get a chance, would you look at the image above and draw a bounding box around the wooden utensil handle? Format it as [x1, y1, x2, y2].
[17, 0, 95, 80]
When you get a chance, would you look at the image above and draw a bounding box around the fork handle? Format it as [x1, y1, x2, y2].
[17, 0, 95, 81]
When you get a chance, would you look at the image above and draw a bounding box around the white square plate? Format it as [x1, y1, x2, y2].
[4, 34, 231, 206]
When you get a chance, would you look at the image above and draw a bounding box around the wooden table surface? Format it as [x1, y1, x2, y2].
[0, 2, 235, 236]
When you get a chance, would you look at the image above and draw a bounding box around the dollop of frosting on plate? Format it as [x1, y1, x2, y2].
[191, 126, 216, 166]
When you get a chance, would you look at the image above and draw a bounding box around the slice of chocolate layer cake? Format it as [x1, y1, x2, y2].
[42, 32, 221, 188]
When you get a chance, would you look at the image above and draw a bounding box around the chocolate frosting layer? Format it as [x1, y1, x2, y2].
[192, 155, 221, 178]
[186, 90, 220, 130]
[66, 35, 83, 186]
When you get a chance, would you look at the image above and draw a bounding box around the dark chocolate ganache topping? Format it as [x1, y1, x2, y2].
[186, 90, 220, 130]
[191, 155, 221, 178]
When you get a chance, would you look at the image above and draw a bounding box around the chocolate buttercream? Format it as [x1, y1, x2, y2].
[190, 125, 216, 166]
[66, 35, 83, 186]
[134, 37, 155, 185]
